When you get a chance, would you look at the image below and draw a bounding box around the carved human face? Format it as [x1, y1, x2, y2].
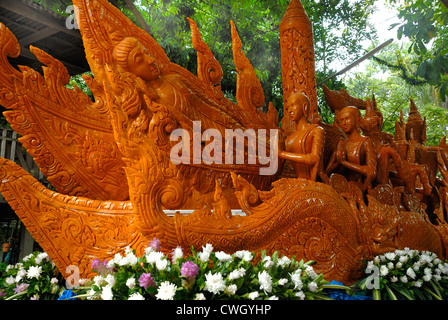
[287, 103, 302, 122]
[127, 44, 160, 82]
[339, 108, 358, 134]
[285, 93, 308, 122]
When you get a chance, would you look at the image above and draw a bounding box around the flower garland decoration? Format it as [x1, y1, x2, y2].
[355, 248, 448, 300]
[0, 251, 66, 300]
[83, 240, 341, 300]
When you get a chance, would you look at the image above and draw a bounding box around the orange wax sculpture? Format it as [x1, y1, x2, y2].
[0, 0, 448, 285]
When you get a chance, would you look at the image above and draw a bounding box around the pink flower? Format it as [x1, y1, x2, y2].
[148, 238, 161, 252]
[13, 283, 29, 294]
[181, 261, 199, 280]
[138, 273, 155, 289]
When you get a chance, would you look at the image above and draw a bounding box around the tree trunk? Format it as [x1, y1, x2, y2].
[124, 0, 152, 36]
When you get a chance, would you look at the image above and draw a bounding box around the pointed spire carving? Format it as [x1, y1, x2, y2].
[279, 0, 318, 134]
[405, 98, 427, 145]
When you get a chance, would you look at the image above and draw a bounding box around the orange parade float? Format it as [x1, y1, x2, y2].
[0, 0, 448, 285]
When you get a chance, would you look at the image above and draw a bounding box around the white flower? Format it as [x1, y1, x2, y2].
[156, 258, 168, 271]
[258, 270, 273, 293]
[295, 291, 305, 300]
[156, 281, 177, 300]
[268, 295, 279, 300]
[27, 266, 43, 279]
[390, 276, 398, 283]
[423, 274, 432, 282]
[202, 244, 213, 254]
[420, 254, 432, 264]
[124, 252, 138, 266]
[399, 256, 408, 263]
[108, 253, 123, 267]
[204, 272, 226, 294]
[128, 292, 145, 300]
[290, 270, 303, 290]
[50, 277, 59, 285]
[234, 250, 253, 262]
[413, 280, 422, 288]
[248, 291, 259, 300]
[277, 256, 291, 268]
[171, 246, 183, 263]
[194, 293, 206, 300]
[229, 268, 246, 280]
[400, 275, 408, 283]
[93, 275, 105, 286]
[263, 256, 274, 269]
[104, 274, 115, 287]
[305, 265, 318, 279]
[199, 251, 210, 262]
[126, 277, 136, 289]
[87, 288, 97, 300]
[278, 278, 288, 286]
[387, 262, 394, 270]
[413, 262, 421, 271]
[380, 265, 389, 276]
[17, 268, 26, 279]
[5, 276, 15, 285]
[35, 252, 48, 264]
[406, 267, 416, 279]
[307, 281, 319, 293]
[101, 285, 114, 300]
[215, 251, 233, 263]
[225, 284, 238, 296]
[385, 252, 396, 261]
[146, 251, 165, 264]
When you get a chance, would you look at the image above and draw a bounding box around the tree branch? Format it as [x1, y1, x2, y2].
[371, 56, 427, 86]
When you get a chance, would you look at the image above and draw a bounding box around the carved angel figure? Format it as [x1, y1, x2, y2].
[278, 92, 325, 181]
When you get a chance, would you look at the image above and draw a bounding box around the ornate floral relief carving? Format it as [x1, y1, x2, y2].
[0, 158, 142, 279]
[1, 0, 448, 286]
[0, 23, 128, 201]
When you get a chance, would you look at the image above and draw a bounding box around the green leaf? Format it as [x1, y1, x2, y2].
[429, 280, 443, 298]
[373, 288, 381, 300]
[356, 277, 370, 291]
[384, 284, 397, 300]
[423, 287, 442, 300]
[393, 286, 414, 300]
[413, 288, 426, 300]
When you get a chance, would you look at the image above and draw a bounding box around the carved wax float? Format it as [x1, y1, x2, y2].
[1, 0, 448, 285]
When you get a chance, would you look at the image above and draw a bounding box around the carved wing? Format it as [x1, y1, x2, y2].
[0, 23, 128, 200]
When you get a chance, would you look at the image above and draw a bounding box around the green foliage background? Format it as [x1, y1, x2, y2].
[28, 0, 448, 145]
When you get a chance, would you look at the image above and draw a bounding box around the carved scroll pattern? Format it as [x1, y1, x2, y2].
[0, 158, 143, 279]
[175, 177, 366, 279]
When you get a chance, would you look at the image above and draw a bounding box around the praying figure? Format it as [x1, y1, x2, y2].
[325, 106, 377, 191]
[278, 92, 325, 181]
